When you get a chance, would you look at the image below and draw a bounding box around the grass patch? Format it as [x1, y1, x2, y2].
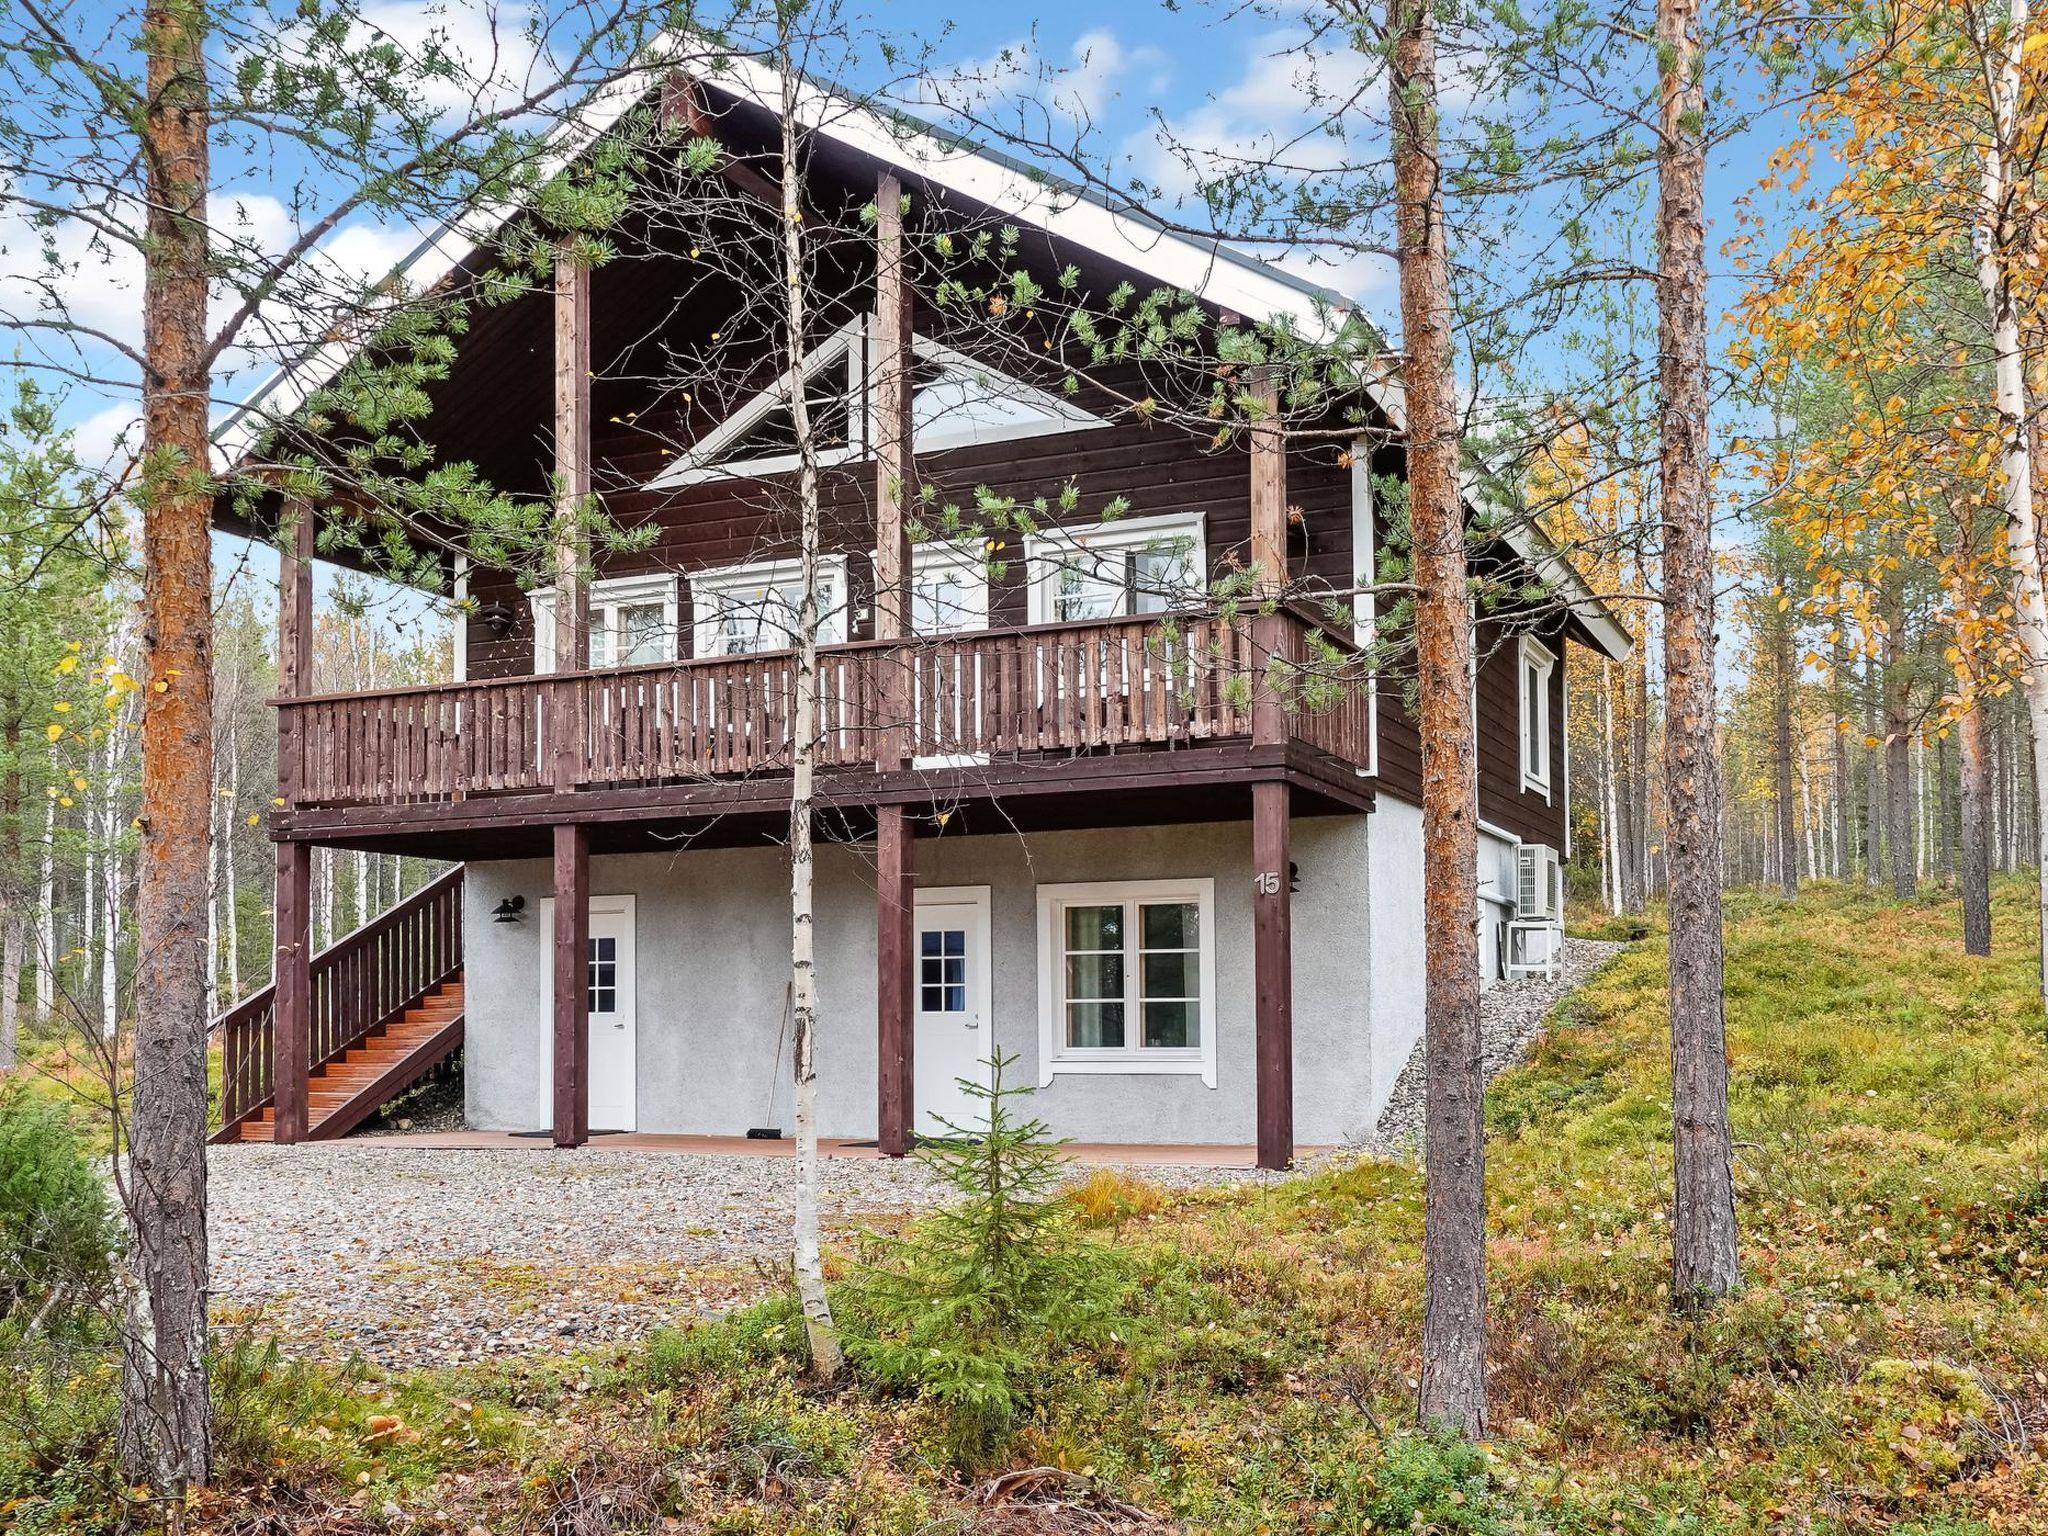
[10, 877, 2048, 1533]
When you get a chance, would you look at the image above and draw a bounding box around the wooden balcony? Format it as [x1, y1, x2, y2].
[273, 609, 1376, 851]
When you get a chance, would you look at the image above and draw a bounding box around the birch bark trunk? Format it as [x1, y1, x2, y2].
[1961, 698, 1994, 955]
[1975, 0, 2048, 1003]
[1883, 591, 1915, 899]
[34, 792, 55, 1019]
[1655, 0, 1741, 1307]
[1388, 0, 1486, 1435]
[777, 59, 842, 1384]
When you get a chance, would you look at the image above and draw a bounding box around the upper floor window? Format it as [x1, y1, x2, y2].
[691, 556, 850, 656]
[530, 573, 678, 673]
[1520, 635, 1556, 798]
[908, 541, 990, 635]
[1023, 511, 1207, 626]
[644, 317, 1106, 490]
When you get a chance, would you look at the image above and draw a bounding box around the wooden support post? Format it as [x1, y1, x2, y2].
[272, 497, 316, 1144]
[272, 843, 312, 1144]
[551, 822, 590, 1148]
[1248, 365, 1291, 747]
[552, 243, 591, 790]
[1249, 364, 1287, 594]
[876, 805, 915, 1156]
[873, 169, 915, 771]
[1252, 778, 1294, 1170]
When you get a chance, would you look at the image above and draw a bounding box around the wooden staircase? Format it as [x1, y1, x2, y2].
[214, 866, 465, 1145]
[221, 979, 465, 1143]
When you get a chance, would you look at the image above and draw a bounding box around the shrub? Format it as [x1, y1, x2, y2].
[839, 1053, 1131, 1467]
[0, 1089, 118, 1338]
[1363, 1432, 1522, 1535]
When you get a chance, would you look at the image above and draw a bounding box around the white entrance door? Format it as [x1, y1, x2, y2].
[913, 887, 994, 1136]
[585, 896, 638, 1132]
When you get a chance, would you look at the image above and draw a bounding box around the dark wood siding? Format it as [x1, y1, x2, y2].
[462, 413, 1363, 677]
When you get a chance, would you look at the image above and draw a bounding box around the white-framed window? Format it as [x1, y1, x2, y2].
[1349, 441, 1378, 775]
[1035, 878, 1217, 1086]
[907, 540, 990, 635]
[644, 317, 1106, 490]
[530, 573, 680, 673]
[1024, 511, 1207, 626]
[1519, 635, 1556, 798]
[690, 555, 850, 656]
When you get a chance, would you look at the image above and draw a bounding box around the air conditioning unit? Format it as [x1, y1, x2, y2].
[1516, 843, 1562, 922]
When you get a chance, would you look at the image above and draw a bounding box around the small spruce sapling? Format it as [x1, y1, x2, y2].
[841, 1052, 1129, 1465]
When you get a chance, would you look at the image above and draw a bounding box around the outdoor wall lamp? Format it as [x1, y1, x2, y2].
[475, 600, 517, 640]
[491, 895, 527, 924]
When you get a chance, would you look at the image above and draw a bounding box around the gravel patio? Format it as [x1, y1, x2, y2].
[208, 938, 1621, 1367]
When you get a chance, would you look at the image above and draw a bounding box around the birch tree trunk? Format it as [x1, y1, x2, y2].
[223, 727, 240, 998]
[1389, 0, 1486, 1435]
[2, 712, 20, 1068]
[117, 0, 215, 1489]
[1655, 0, 1741, 1308]
[1602, 665, 1623, 914]
[1772, 588, 1797, 898]
[1961, 697, 1994, 955]
[1975, 0, 2048, 1005]
[1883, 592, 1915, 899]
[777, 59, 842, 1384]
[34, 792, 55, 1019]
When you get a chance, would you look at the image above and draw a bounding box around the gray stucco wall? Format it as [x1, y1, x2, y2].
[1364, 796, 1428, 1112]
[461, 813, 1404, 1147]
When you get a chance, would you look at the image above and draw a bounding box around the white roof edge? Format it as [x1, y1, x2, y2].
[212, 40, 1403, 470]
[1469, 465, 1631, 661]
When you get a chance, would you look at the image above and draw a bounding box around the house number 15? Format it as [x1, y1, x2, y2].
[1253, 871, 1282, 895]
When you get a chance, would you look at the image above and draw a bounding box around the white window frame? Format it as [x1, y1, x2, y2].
[1349, 441, 1379, 776]
[1519, 634, 1556, 799]
[1035, 877, 1217, 1087]
[689, 554, 850, 657]
[452, 553, 470, 683]
[644, 317, 1105, 490]
[1023, 510, 1208, 626]
[905, 539, 991, 636]
[529, 572, 680, 674]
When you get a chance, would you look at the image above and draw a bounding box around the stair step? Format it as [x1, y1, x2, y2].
[218, 966, 463, 1143]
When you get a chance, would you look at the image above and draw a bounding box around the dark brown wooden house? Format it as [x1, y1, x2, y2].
[209, 54, 1628, 1168]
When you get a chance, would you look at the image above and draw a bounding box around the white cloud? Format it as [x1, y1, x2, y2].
[342, 0, 547, 122]
[66, 398, 143, 474]
[927, 28, 1160, 131]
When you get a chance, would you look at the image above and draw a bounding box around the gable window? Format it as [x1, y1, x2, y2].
[907, 541, 990, 635]
[645, 317, 1106, 490]
[1024, 511, 1207, 626]
[1519, 635, 1556, 798]
[1035, 878, 1216, 1085]
[530, 573, 679, 673]
[691, 556, 850, 656]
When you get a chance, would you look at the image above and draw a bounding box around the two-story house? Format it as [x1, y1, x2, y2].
[208, 53, 1628, 1168]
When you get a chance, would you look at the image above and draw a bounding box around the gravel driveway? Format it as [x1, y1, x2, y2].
[209, 938, 1625, 1366]
[208, 1146, 958, 1365]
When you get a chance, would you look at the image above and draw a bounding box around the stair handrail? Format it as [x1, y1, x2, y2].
[214, 863, 465, 1139]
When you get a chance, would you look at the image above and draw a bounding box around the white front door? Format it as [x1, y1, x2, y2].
[585, 896, 637, 1132]
[913, 887, 994, 1136]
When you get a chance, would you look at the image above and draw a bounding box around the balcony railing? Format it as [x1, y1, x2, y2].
[276, 609, 1374, 811]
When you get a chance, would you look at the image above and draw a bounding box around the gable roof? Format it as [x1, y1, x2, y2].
[214, 38, 1629, 663]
